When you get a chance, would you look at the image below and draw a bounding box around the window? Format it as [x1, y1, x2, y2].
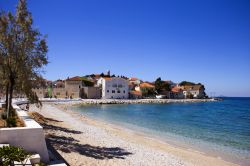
[107, 90, 109, 93]
[112, 90, 115, 93]
[111, 96, 113, 98]
[123, 90, 125, 93]
[117, 90, 120, 93]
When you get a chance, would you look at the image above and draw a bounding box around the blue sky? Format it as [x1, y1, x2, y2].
[1, 0, 250, 97]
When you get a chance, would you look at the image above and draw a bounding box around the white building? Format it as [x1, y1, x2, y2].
[182, 85, 206, 99]
[97, 77, 129, 99]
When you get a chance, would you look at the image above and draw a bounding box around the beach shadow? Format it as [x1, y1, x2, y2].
[47, 134, 133, 160]
[45, 117, 63, 123]
[32, 112, 132, 160]
[42, 123, 83, 134]
[30, 112, 82, 134]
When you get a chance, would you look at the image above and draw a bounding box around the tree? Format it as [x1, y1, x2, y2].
[179, 81, 195, 86]
[0, 0, 48, 118]
[141, 87, 155, 97]
[155, 77, 162, 93]
[154, 77, 171, 93]
[161, 81, 171, 91]
[81, 77, 94, 87]
[100, 73, 105, 77]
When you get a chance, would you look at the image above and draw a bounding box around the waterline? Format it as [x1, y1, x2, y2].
[72, 97, 250, 165]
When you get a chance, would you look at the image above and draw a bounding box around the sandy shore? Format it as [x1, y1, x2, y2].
[30, 103, 237, 166]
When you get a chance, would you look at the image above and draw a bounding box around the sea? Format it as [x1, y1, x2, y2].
[72, 97, 250, 165]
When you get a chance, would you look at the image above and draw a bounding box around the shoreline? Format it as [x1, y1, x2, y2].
[40, 98, 218, 106]
[30, 102, 240, 166]
[66, 103, 248, 166]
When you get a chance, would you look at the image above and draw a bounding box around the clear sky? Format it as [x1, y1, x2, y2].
[1, 0, 250, 97]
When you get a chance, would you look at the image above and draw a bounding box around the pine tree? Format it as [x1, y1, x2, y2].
[0, 0, 48, 118]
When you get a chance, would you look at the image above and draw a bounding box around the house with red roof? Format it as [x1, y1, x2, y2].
[181, 84, 206, 99]
[170, 86, 184, 99]
[135, 82, 155, 92]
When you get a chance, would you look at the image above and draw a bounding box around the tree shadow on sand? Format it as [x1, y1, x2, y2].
[46, 134, 133, 160]
[42, 123, 83, 134]
[31, 112, 133, 160]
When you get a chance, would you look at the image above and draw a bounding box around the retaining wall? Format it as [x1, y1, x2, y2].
[0, 103, 49, 163]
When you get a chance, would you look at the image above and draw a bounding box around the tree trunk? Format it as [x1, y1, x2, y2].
[7, 78, 14, 118]
[5, 83, 9, 110]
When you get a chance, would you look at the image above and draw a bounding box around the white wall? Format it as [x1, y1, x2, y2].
[100, 77, 129, 99]
[0, 104, 49, 163]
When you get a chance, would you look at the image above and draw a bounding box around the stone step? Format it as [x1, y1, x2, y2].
[14, 159, 31, 165]
[48, 160, 68, 166]
[29, 154, 41, 164]
[0, 144, 9, 147]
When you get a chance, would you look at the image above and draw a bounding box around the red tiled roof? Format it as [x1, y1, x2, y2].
[163, 80, 172, 84]
[171, 86, 182, 93]
[103, 77, 112, 80]
[67, 76, 82, 81]
[130, 90, 142, 96]
[140, 82, 155, 88]
[129, 82, 134, 86]
[94, 74, 101, 78]
[129, 77, 138, 81]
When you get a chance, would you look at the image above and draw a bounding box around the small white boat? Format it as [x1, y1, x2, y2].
[156, 95, 166, 99]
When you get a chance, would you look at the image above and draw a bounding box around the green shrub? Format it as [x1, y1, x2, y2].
[7, 117, 17, 127]
[0, 145, 30, 166]
[1, 112, 7, 119]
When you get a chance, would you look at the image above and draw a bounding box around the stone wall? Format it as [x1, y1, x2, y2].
[83, 87, 101, 99]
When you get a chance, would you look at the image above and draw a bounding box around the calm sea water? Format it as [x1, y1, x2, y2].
[73, 97, 250, 164]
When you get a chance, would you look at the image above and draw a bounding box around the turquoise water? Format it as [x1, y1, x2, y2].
[73, 97, 250, 164]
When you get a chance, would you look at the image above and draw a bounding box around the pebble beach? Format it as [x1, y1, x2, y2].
[29, 101, 237, 166]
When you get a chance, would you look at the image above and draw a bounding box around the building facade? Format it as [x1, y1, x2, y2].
[97, 77, 129, 99]
[182, 85, 206, 99]
[33, 76, 84, 99]
[65, 77, 83, 98]
[170, 86, 184, 99]
[82, 87, 101, 99]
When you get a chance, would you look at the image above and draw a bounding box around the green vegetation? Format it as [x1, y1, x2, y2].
[47, 87, 52, 98]
[0, 0, 48, 119]
[6, 117, 16, 127]
[179, 81, 196, 86]
[155, 77, 171, 93]
[186, 92, 194, 99]
[141, 88, 155, 97]
[0, 145, 30, 166]
[81, 77, 94, 87]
